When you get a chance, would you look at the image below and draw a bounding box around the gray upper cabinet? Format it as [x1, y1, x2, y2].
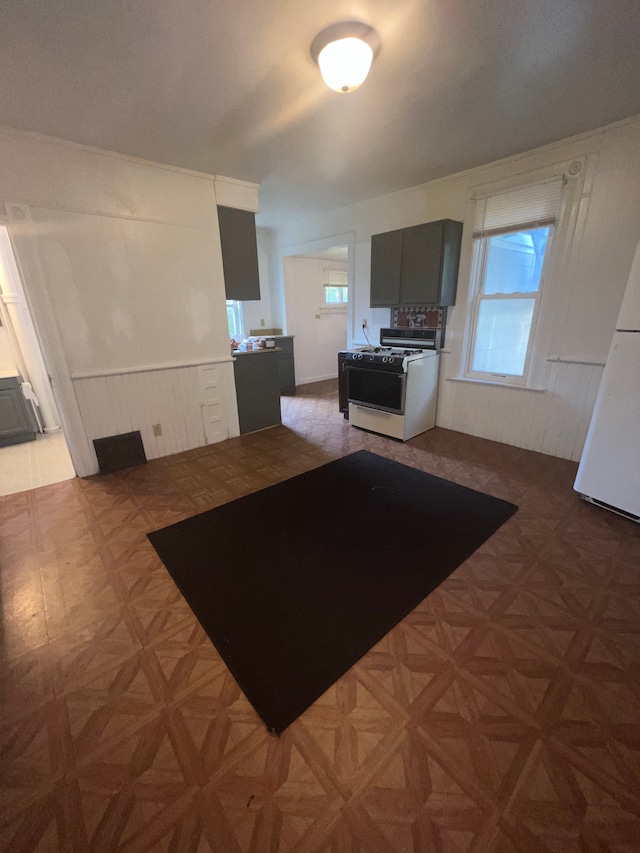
[370, 228, 403, 306]
[370, 219, 463, 307]
[217, 205, 261, 301]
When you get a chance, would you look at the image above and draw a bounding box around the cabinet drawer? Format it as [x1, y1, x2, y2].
[349, 403, 405, 440]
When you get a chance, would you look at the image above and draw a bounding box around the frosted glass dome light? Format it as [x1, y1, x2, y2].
[318, 37, 374, 93]
[311, 22, 381, 94]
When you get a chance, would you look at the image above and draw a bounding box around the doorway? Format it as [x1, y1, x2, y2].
[281, 243, 350, 386]
[0, 226, 75, 496]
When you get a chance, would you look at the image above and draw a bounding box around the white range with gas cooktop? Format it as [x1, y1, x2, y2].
[344, 328, 439, 441]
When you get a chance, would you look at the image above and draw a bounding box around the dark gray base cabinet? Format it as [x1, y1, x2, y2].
[234, 353, 282, 435]
[0, 377, 37, 446]
[370, 218, 463, 308]
[277, 336, 296, 393]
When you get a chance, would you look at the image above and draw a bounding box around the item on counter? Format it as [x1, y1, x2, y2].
[245, 340, 254, 351]
[265, 337, 276, 348]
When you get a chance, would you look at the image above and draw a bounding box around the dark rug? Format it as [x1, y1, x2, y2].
[148, 449, 517, 734]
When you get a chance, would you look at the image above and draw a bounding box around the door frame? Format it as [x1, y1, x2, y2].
[278, 231, 356, 341]
[1, 202, 96, 476]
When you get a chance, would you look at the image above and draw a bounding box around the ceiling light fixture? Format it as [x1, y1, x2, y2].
[310, 21, 381, 94]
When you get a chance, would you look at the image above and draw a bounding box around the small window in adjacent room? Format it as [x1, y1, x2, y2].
[323, 269, 348, 306]
[465, 179, 564, 384]
[226, 300, 243, 338]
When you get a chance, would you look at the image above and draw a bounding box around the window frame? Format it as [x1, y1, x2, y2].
[321, 267, 348, 309]
[226, 299, 244, 339]
[465, 223, 555, 386]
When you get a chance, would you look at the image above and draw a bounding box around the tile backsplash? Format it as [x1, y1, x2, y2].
[390, 306, 448, 346]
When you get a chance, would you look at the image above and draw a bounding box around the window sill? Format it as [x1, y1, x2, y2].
[446, 376, 546, 392]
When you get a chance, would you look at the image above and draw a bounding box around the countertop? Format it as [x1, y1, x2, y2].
[0, 365, 20, 379]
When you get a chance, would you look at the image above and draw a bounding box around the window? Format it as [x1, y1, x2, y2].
[466, 180, 563, 383]
[226, 300, 243, 338]
[323, 268, 348, 306]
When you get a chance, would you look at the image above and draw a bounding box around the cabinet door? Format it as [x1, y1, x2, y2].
[370, 230, 403, 306]
[278, 354, 296, 392]
[234, 355, 281, 434]
[0, 384, 35, 446]
[399, 222, 443, 305]
[439, 219, 463, 306]
[217, 206, 261, 301]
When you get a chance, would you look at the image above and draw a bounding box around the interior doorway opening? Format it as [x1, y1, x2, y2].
[281, 244, 349, 386]
[0, 226, 75, 496]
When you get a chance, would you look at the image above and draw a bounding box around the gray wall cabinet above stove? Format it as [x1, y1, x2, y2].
[217, 205, 261, 301]
[370, 218, 463, 307]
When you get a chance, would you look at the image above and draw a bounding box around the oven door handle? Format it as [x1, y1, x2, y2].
[345, 365, 405, 376]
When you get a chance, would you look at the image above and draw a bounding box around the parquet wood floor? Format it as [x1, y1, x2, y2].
[1, 380, 639, 852]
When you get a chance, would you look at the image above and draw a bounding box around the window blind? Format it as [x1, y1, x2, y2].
[325, 269, 348, 286]
[473, 179, 564, 238]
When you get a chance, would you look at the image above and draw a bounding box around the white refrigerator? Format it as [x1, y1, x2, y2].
[574, 241, 640, 521]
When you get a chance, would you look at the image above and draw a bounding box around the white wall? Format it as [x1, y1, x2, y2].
[272, 115, 640, 461]
[0, 125, 245, 474]
[282, 256, 348, 385]
[0, 325, 13, 365]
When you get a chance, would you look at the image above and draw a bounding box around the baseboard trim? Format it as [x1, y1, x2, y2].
[296, 374, 338, 385]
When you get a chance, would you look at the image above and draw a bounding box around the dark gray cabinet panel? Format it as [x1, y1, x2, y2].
[400, 222, 444, 305]
[0, 377, 36, 446]
[276, 336, 296, 392]
[234, 353, 281, 435]
[338, 351, 349, 416]
[217, 206, 261, 301]
[369, 219, 463, 307]
[370, 229, 403, 307]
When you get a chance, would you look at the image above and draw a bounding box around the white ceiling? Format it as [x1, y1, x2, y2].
[2, 1, 640, 227]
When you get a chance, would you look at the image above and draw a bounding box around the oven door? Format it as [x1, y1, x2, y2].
[347, 366, 406, 414]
